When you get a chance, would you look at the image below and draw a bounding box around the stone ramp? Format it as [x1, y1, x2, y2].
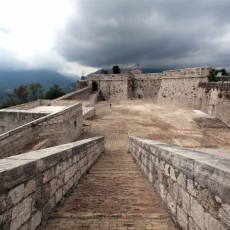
[45, 101, 177, 229]
[45, 148, 176, 229]
[46, 213, 174, 230]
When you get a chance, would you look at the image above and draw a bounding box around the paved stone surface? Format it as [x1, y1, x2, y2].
[46, 100, 178, 230]
[45, 100, 230, 229]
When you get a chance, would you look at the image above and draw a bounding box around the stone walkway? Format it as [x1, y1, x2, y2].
[45, 101, 177, 230]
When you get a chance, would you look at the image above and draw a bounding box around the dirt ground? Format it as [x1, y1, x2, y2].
[82, 100, 230, 154]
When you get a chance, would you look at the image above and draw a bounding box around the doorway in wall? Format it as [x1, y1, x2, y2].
[92, 81, 98, 91]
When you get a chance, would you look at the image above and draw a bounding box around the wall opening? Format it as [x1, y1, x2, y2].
[92, 81, 98, 91]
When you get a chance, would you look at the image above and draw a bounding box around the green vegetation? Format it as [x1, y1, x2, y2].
[208, 68, 229, 82]
[45, 84, 65, 100]
[0, 83, 66, 109]
[112, 65, 121, 74]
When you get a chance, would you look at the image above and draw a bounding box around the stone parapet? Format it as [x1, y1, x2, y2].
[129, 136, 230, 230]
[0, 103, 83, 158]
[0, 136, 104, 230]
[56, 87, 92, 101]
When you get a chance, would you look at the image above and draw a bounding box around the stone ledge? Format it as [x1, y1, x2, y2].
[129, 136, 230, 229]
[0, 136, 104, 230]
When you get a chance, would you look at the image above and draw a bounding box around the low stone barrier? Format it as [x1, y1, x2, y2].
[57, 87, 91, 100]
[0, 136, 104, 230]
[83, 106, 95, 119]
[129, 136, 230, 230]
[0, 103, 82, 159]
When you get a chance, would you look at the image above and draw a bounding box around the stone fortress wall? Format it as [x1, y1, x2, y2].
[158, 68, 209, 109]
[0, 111, 47, 134]
[199, 87, 230, 127]
[86, 67, 230, 127]
[0, 66, 229, 229]
[0, 100, 83, 159]
[0, 136, 104, 230]
[87, 67, 210, 109]
[129, 137, 230, 230]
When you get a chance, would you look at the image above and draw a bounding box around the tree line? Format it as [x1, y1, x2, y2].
[0, 83, 65, 109]
[208, 68, 229, 82]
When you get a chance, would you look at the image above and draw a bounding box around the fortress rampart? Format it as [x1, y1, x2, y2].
[57, 86, 92, 101]
[85, 67, 210, 108]
[0, 100, 83, 159]
[129, 136, 230, 230]
[0, 137, 104, 230]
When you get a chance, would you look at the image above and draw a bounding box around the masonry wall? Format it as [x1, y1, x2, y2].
[88, 67, 210, 103]
[88, 74, 130, 100]
[0, 137, 104, 230]
[0, 103, 83, 159]
[34, 103, 83, 144]
[0, 111, 47, 134]
[129, 137, 230, 230]
[83, 106, 96, 119]
[57, 87, 92, 101]
[130, 74, 162, 100]
[199, 88, 230, 126]
[158, 68, 210, 109]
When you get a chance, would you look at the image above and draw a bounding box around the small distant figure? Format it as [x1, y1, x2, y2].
[110, 103, 112, 108]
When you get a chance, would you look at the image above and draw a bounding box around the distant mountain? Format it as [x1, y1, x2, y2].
[0, 69, 80, 105]
[0, 69, 80, 92]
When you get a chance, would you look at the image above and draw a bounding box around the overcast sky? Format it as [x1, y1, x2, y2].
[0, 0, 230, 76]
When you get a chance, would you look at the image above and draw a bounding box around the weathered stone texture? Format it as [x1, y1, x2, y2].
[199, 87, 230, 127]
[129, 136, 230, 230]
[0, 101, 83, 159]
[0, 136, 104, 230]
[88, 67, 210, 108]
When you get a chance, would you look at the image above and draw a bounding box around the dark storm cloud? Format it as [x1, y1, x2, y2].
[56, 0, 230, 69]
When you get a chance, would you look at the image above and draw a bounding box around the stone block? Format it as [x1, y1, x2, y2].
[167, 193, 177, 216]
[24, 179, 36, 197]
[165, 163, 170, 176]
[177, 205, 188, 230]
[194, 160, 230, 203]
[190, 196, 205, 230]
[0, 210, 11, 230]
[63, 178, 74, 195]
[219, 203, 230, 227]
[50, 178, 57, 197]
[148, 170, 153, 183]
[11, 196, 32, 230]
[42, 197, 55, 217]
[187, 178, 198, 197]
[0, 160, 36, 194]
[42, 167, 55, 184]
[55, 164, 61, 176]
[181, 189, 190, 213]
[205, 212, 226, 230]
[55, 188, 62, 204]
[42, 183, 50, 205]
[7, 184, 24, 206]
[159, 183, 167, 201]
[170, 151, 194, 178]
[168, 181, 179, 204]
[30, 211, 41, 230]
[197, 188, 219, 218]
[177, 172, 186, 189]
[189, 217, 201, 230]
[0, 195, 6, 214]
[60, 161, 68, 173]
[169, 166, 177, 181]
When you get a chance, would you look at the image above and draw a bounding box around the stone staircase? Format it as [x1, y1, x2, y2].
[45, 102, 177, 230]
